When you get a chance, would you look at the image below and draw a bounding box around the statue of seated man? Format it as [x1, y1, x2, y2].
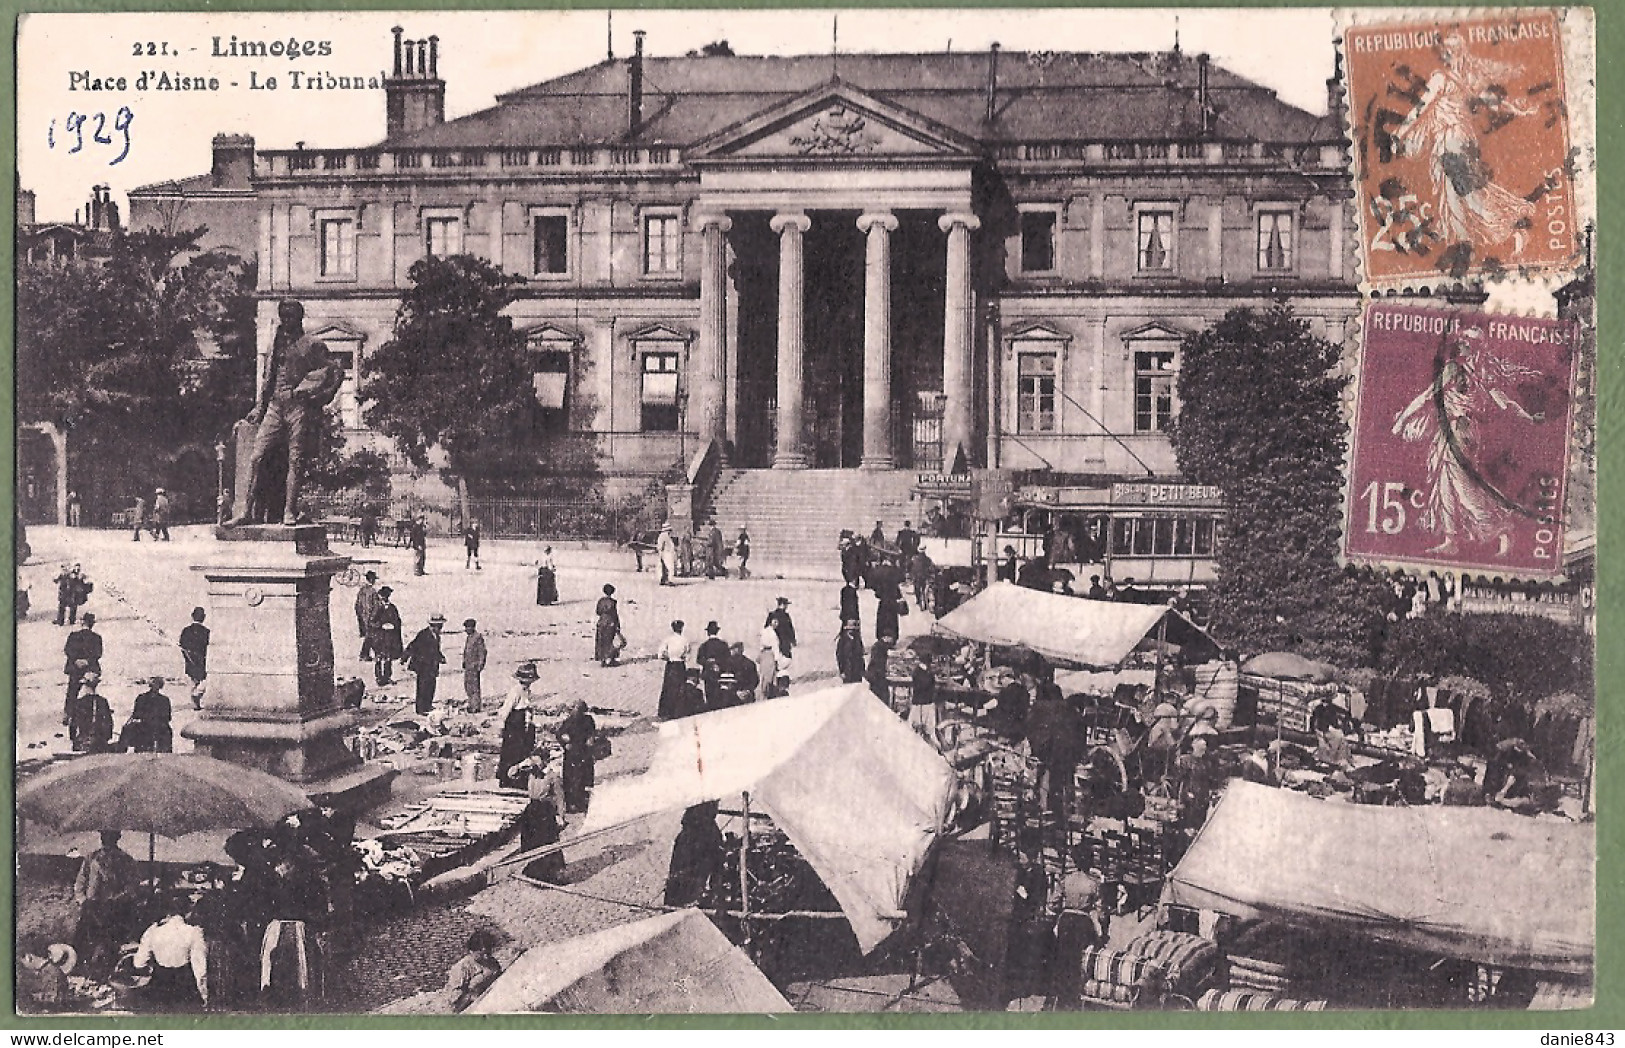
[230, 300, 345, 526]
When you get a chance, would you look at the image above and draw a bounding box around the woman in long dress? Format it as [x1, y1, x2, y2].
[755, 626, 781, 700]
[593, 585, 621, 666]
[1392, 33, 1539, 254]
[505, 744, 567, 883]
[496, 663, 540, 789]
[1392, 327, 1541, 553]
[555, 700, 597, 814]
[535, 547, 558, 606]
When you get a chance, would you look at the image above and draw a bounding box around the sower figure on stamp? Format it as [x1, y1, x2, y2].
[229, 300, 345, 526]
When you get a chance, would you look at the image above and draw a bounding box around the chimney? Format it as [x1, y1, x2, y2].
[211, 133, 255, 189]
[1326, 44, 1346, 126]
[385, 26, 447, 139]
[984, 43, 1001, 125]
[1197, 52, 1212, 137]
[17, 188, 35, 227]
[628, 30, 645, 135]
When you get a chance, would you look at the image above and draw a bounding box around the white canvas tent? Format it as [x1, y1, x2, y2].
[469, 909, 792, 1013]
[581, 684, 957, 953]
[1165, 780, 1594, 974]
[934, 581, 1219, 668]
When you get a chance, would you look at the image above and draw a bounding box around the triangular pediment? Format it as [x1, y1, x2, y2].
[1122, 322, 1189, 342]
[308, 322, 367, 345]
[690, 81, 982, 163]
[520, 322, 582, 345]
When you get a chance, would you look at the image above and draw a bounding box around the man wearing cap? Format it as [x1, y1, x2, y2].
[765, 597, 796, 660]
[404, 613, 448, 715]
[179, 608, 209, 710]
[63, 613, 103, 724]
[68, 671, 114, 753]
[122, 676, 174, 753]
[355, 571, 379, 661]
[368, 587, 403, 686]
[150, 488, 171, 541]
[461, 619, 487, 713]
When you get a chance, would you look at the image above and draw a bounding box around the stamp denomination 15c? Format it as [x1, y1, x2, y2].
[1345, 11, 1578, 286]
[1343, 304, 1580, 578]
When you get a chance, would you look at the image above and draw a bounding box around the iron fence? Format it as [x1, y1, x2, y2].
[300, 493, 646, 543]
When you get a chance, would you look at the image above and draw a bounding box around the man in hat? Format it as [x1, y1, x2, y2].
[355, 570, 379, 661]
[67, 670, 114, 753]
[178, 607, 209, 710]
[404, 613, 447, 715]
[368, 586, 403, 686]
[656, 524, 677, 585]
[463, 519, 482, 571]
[150, 487, 171, 541]
[461, 618, 487, 713]
[63, 612, 103, 724]
[696, 621, 729, 668]
[765, 597, 796, 660]
[230, 299, 345, 525]
[123, 676, 174, 753]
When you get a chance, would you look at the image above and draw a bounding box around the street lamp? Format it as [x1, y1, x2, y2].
[215, 439, 228, 524]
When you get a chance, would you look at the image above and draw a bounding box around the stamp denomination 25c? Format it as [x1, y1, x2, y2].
[1343, 304, 1580, 578]
[1345, 11, 1577, 286]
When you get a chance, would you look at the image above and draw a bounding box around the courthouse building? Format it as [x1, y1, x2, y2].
[200, 28, 1359, 502]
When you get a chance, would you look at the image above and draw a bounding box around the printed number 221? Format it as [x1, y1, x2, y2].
[1361, 481, 1408, 535]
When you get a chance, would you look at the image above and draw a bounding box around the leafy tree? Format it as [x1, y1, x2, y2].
[302, 411, 393, 510]
[16, 229, 257, 519]
[1170, 304, 1388, 664]
[360, 254, 600, 520]
[1379, 610, 1592, 706]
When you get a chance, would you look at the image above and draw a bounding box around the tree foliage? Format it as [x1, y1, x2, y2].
[361, 254, 600, 501]
[16, 229, 257, 516]
[1379, 610, 1592, 706]
[1170, 304, 1388, 664]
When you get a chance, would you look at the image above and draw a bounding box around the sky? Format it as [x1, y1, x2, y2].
[18, 8, 1338, 223]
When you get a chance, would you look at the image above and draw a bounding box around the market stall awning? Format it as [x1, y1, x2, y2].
[580, 685, 957, 953]
[934, 582, 1219, 668]
[468, 909, 791, 1013]
[1165, 780, 1594, 974]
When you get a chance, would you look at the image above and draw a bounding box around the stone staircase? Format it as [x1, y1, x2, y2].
[699, 469, 919, 574]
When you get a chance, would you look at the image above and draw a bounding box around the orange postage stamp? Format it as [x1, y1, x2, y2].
[1345, 11, 1577, 285]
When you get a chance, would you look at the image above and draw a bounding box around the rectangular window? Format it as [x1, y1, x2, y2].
[1020, 210, 1057, 272]
[318, 218, 355, 278]
[1016, 352, 1057, 433]
[532, 214, 569, 276]
[643, 215, 681, 275]
[1258, 210, 1295, 271]
[325, 341, 362, 428]
[640, 351, 681, 431]
[1134, 347, 1177, 432]
[1137, 210, 1174, 271]
[425, 215, 461, 258]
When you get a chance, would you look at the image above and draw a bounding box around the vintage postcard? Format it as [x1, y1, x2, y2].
[12, 7, 1597, 1020]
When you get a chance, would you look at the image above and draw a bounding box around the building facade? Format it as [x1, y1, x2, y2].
[233, 29, 1358, 491]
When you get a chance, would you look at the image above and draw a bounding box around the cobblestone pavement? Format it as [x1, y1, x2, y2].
[16, 524, 937, 1011]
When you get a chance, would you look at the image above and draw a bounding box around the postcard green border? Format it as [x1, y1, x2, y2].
[0, 0, 1616, 1032]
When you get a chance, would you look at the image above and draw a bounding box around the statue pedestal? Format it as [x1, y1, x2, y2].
[181, 525, 395, 814]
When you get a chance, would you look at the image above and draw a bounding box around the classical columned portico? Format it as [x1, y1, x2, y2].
[857, 211, 899, 470]
[939, 211, 979, 472]
[694, 213, 733, 448]
[770, 211, 812, 469]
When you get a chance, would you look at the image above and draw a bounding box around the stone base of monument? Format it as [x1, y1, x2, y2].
[182, 524, 395, 815]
